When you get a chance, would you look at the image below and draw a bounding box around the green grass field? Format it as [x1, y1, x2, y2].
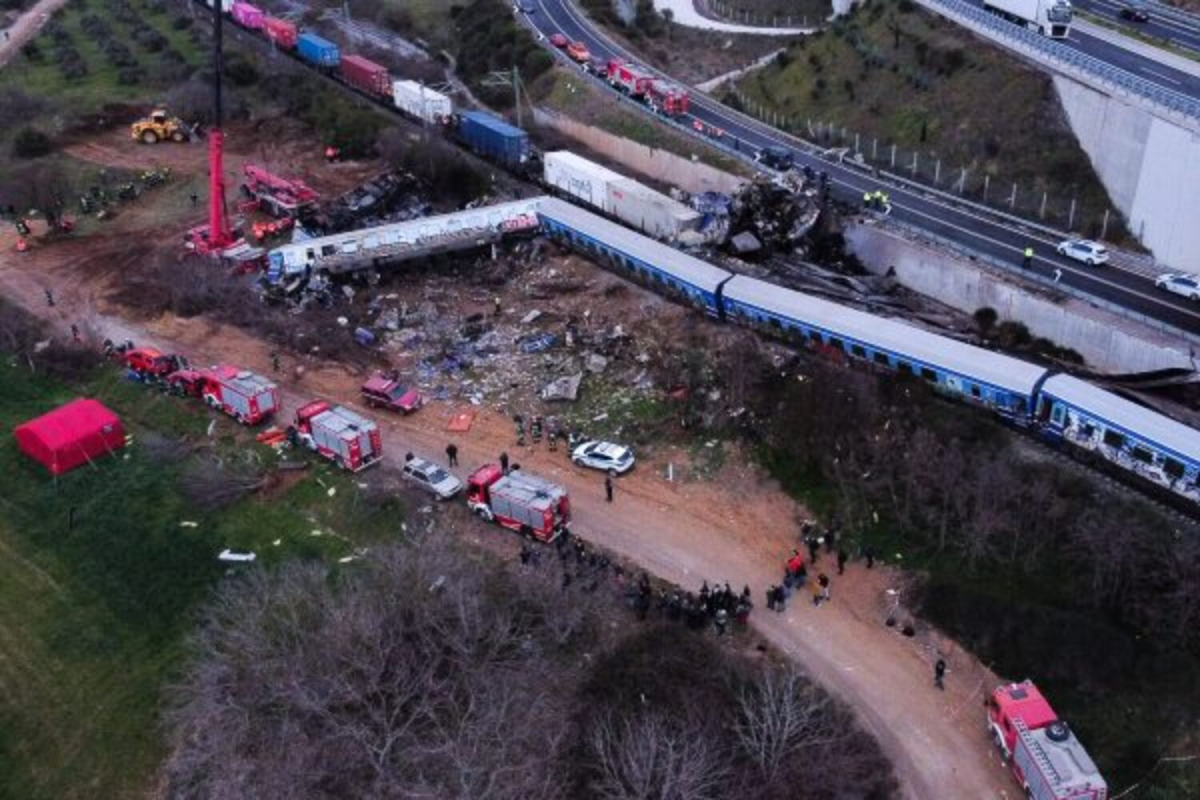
[0, 359, 405, 799]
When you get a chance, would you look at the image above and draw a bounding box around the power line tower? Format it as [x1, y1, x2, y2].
[482, 67, 528, 129]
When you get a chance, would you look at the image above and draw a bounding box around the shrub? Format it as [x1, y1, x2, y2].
[972, 307, 998, 335]
[171, 14, 192, 30]
[11, 127, 53, 159]
[223, 56, 259, 87]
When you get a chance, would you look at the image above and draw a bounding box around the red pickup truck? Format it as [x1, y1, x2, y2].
[361, 371, 423, 414]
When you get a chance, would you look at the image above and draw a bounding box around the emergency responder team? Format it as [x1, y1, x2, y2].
[862, 189, 890, 211]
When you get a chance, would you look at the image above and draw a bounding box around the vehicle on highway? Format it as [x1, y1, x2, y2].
[1055, 239, 1109, 266]
[1155, 273, 1200, 301]
[549, 32, 569, 48]
[756, 146, 794, 172]
[402, 454, 463, 500]
[515, 1, 537, 13]
[983, 0, 1073, 38]
[1118, 4, 1150, 22]
[566, 41, 591, 63]
[571, 440, 636, 474]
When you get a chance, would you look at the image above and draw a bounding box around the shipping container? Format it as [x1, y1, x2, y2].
[456, 111, 529, 168]
[392, 80, 452, 123]
[263, 17, 298, 50]
[543, 151, 623, 210]
[606, 178, 701, 241]
[340, 54, 391, 97]
[231, 1, 265, 30]
[296, 32, 340, 69]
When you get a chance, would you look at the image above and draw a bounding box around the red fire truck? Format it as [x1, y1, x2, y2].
[168, 364, 279, 425]
[987, 681, 1107, 800]
[465, 464, 570, 543]
[646, 80, 690, 117]
[606, 58, 656, 98]
[117, 345, 187, 380]
[290, 400, 382, 471]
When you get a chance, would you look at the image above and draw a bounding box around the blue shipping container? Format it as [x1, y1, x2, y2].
[296, 33, 340, 68]
[457, 111, 529, 167]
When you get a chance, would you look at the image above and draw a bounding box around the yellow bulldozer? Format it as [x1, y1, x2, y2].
[131, 109, 190, 144]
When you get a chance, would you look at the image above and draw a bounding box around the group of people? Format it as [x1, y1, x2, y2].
[637, 580, 754, 635]
[863, 189, 891, 211]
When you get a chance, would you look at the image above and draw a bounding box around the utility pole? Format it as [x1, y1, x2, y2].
[483, 67, 525, 129]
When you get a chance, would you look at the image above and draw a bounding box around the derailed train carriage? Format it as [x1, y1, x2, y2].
[535, 199, 1200, 509]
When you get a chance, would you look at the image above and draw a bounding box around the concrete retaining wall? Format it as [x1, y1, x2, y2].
[846, 223, 1194, 374]
[1055, 76, 1200, 271]
[533, 109, 747, 195]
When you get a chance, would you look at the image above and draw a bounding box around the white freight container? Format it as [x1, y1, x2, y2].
[544, 151, 623, 210]
[605, 177, 701, 241]
[392, 80, 452, 124]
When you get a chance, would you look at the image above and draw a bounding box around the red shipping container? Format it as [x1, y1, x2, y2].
[14, 398, 126, 476]
[263, 17, 298, 50]
[231, 2, 265, 31]
[339, 54, 391, 97]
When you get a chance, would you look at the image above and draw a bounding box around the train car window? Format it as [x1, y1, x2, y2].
[1132, 446, 1153, 464]
[809, 330, 823, 344]
[898, 361, 912, 375]
[920, 367, 937, 382]
[1080, 423, 1095, 438]
[851, 344, 866, 358]
[873, 352, 890, 366]
[769, 317, 781, 330]
[1103, 430, 1125, 449]
[970, 385, 981, 398]
[829, 337, 843, 351]
[1164, 458, 1185, 479]
[1051, 405, 1065, 425]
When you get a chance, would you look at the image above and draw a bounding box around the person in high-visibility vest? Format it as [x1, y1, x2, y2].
[863, 191, 872, 209]
[1023, 246, 1034, 269]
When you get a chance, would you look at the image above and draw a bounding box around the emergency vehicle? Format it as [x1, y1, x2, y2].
[119, 346, 187, 379]
[465, 464, 570, 542]
[606, 58, 656, 97]
[290, 400, 382, 472]
[361, 371, 423, 414]
[168, 365, 279, 425]
[988, 681, 1107, 800]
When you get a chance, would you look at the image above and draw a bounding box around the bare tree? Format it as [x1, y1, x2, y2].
[586, 712, 729, 800]
[734, 667, 846, 782]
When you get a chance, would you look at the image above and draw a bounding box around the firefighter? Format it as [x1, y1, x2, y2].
[531, 415, 543, 443]
[863, 190, 872, 209]
[499, 451, 510, 475]
[271, 352, 281, 372]
[934, 658, 947, 690]
[70, 323, 80, 342]
[493, 296, 502, 317]
[44, 288, 55, 307]
[864, 545, 876, 569]
[604, 473, 614, 503]
[714, 607, 728, 636]
[1022, 246, 1034, 269]
[837, 548, 848, 575]
[806, 534, 820, 564]
[547, 427, 558, 452]
[446, 443, 458, 468]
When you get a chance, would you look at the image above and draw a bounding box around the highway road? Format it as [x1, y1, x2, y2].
[524, 0, 1200, 338]
[1075, 0, 1200, 54]
[957, 0, 1200, 99]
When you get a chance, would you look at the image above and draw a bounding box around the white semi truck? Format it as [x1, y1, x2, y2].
[983, 0, 1072, 39]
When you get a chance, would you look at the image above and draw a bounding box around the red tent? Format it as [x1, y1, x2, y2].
[14, 398, 126, 476]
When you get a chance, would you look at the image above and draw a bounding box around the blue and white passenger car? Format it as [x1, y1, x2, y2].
[537, 198, 732, 316]
[1037, 374, 1200, 504]
[721, 275, 1049, 417]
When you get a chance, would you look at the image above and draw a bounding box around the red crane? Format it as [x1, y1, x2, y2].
[185, 2, 241, 258]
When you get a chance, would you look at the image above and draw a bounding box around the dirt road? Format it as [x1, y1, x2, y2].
[0, 231, 1015, 799]
[0, 0, 70, 68]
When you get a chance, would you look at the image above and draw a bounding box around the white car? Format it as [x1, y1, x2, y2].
[1056, 239, 1109, 266]
[401, 455, 463, 499]
[1155, 273, 1200, 301]
[571, 441, 635, 474]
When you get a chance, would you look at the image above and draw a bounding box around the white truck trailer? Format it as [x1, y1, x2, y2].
[983, 0, 1072, 39]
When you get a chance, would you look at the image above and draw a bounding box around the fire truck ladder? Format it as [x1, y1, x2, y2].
[1012, 717, 1064, 789]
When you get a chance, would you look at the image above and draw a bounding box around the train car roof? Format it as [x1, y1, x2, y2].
[723, 275, 1047, 395]
[1041, 374, 1200, 462]
[537, 197, 730, 294]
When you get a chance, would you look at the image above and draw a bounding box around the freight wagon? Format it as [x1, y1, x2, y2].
[340, 54, 391, 97]
[543, 151, 700, 241]
[455, 111, 530, 168]
[291, 400, 382, 472]
[230, 1, 265, 30]
[296, 32, 340, 69]
[392, 80, 452, 123]
[263, 17, 298, 50]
